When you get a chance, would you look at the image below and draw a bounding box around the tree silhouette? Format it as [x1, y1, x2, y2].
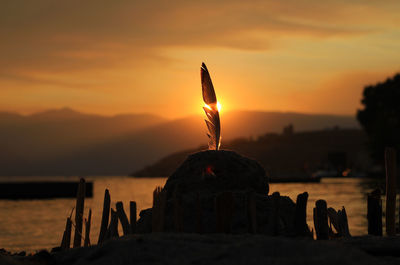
[357, 73, 400, 162]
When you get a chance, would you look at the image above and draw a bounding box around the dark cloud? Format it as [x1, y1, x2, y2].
[0, 0, 399, 101]
[1, 0, 396, 73]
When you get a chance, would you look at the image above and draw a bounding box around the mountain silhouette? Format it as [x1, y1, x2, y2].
[0, 108, 359, 176]
[132, 129, 369, 180]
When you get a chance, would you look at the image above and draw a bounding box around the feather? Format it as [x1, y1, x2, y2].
[201, 63, 221, 150]
[201, 63, 217, 105]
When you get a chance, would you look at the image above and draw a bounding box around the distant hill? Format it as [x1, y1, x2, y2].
[132, 129, 370, 180]
[0, 108, 360, 176]
[0, 108, 167, 175]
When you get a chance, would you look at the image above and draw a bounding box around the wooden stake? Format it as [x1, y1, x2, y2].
[272, 192, 280, 236]
[84, 209, 92, 247]
[338, 207, 350, 237]
[327, 207, 339, 237]
[294, 192, 309, 237]
[73, 178, 85, 248]
[246, 191, 257, 234]
[152, 186, 166, 232]
[60, 217, 72, 250]
[106, 208, 119, 238]
[367, 189, 382, 236]
[327, 206, 351, 238]
[385, 147, 397, 236]
[173, 189, 184, 233]
[116, 201, 132, 235]
[61, 231, 67, 250]
[97, 189, 110, 244]
[130, 201, 137, 234]
[314, 199, 329, 240]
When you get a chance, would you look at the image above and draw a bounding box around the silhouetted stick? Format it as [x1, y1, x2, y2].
[152, 186, 166, 232]
[215, 191, 233, 233]
[61, 228, 67, 249]
[246, 191, 257, 234]
[130, 201, 137, 234]
[173, 189, 183, 233]
[60, 217, 72, 250]
[73, 178, 85, 248]
[61, 231, 67, 250]
[327, 207, 339, 238]
[152, 186, 161, 208]
[84, 209, 92, 247]
[314, 199, 329, 240]
[98, 189, 110, 244]
[116, 201, 131, 235]
[106, 208, 119, 238]
[385, 147, 397, 236]
[195, 193, 203, 234]
[367, 189, 382, 236]
[272, 192, 280, 236]
[294, 192, 309, 236]
[338, 207, 350, 237]
[327, 206, 351, 238]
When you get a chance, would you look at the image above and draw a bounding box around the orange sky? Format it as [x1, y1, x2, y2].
[1, 0, 399, 118]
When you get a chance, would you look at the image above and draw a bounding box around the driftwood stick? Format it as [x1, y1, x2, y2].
[61, 231, 67, 249]
[338, 207, 350, 237]
[84, 209, 92, 247]
[152, 187, 166, 232]
[152, 186, 161, 208]
[98, 189, 111, 244]
[106, 208, 119, 239]
[294, 192, 309, 236]
[60, 217, 72, 250]
[314, 199, 329, 240]
[158, 188, 167, 232]
[73, 178, 85, 248]
[313, 208, 318, 239]
[272, 192, 280, 236]
[327, 206, 351, 238]
[195, 193, 203, 234]
[367, 189, 382, 236]
[152, 187, 160, 232]
[130, 201, 137, 234]
[173, 189, 183, 233]
[116, 201, 132, 235]
[215, 191, 233, 233]
[327, 207, 340, 237]
[385, 147, 397, 236]
[246, 191, 257, 234]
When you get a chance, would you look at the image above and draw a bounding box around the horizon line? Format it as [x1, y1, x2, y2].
[0, 106, 358, 120]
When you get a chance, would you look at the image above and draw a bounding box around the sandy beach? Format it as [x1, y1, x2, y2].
[1, 234, 400, 265]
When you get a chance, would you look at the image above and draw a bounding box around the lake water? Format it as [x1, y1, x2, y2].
[0, 177, 390, 253]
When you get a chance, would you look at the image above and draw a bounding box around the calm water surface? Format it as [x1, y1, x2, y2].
[0, 177, 387, 252]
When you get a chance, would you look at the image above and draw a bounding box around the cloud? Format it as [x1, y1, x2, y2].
[1, 0, 397, 76]
[0, 0, 399, 117]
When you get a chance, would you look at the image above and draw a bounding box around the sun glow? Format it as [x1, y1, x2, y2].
[204, 102, 222, 112]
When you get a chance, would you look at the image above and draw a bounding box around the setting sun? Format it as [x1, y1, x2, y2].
[204, 102, 222, 112]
